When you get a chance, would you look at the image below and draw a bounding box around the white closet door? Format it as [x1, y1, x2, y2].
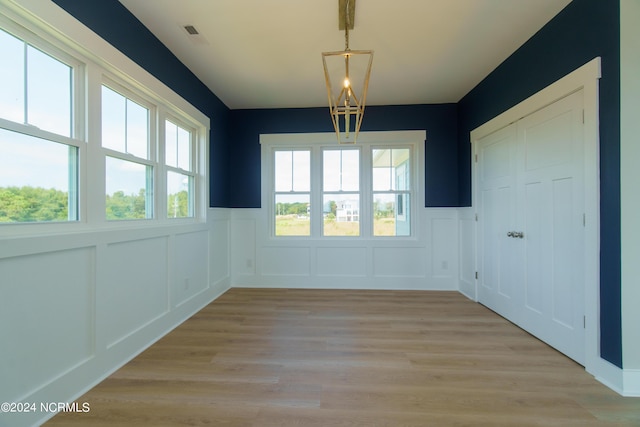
[477, 124, 519, 321]
[477, 90, 585, 365]
[516, 89, 585, 364]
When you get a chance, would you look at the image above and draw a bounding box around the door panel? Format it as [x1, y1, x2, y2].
[552, 177, 574, 327]
[496, 185, 513, 300]
[524, 180, 546, 315]
[518, 89, 584, 364]
[524, 110, 573, 171]
[477, 124, 517, 319]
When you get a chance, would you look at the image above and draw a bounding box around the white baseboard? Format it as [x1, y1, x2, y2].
[622, 369, 640, 397]
[591, 358, 640, 397]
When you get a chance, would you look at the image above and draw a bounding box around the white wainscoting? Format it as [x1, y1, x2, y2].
[457, 207, 476, 300]
[102, 237, 170, 349]
[210, 209, 232, 287]
[230, 207, 459, 290]
[0, 208, 231, 427]
[1, 247, 96, 404]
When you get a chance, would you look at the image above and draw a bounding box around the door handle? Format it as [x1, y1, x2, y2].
[507, 231, 514, 237]
[513, 231, 524, 239]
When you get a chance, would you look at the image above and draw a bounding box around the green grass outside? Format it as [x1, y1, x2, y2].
[275, 215, 396, 236]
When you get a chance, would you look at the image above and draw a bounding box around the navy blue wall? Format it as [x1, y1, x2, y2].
[228, 104, 458, 208]
[457, 0, 621, 367]
[51, 0, 232, 207]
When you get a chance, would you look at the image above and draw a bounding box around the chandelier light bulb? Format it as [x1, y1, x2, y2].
[343, 77, 351, 88]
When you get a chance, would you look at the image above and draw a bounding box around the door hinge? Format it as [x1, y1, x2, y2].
[582, 109, 585, 124]
[475, 271, 478, 280]
[475, 213, 478, 221]
[583, 213, 586, 227]
[583, 315, 586, 329]
[475, 154, 478, 163]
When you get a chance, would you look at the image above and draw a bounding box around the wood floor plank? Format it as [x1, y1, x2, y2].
[46, 289, 640, 426]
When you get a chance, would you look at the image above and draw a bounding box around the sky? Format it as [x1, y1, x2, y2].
[0, 130, 71, 191]
[1, 28, 73, 192]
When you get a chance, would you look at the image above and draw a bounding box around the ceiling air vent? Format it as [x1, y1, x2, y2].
[182, 24, 208, 45]
[184, 25, 199, 35]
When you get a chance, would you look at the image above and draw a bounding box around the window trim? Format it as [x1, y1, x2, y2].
[371, 145, 413, 237]
[100, 78, 157, 221]
[0, 17, 84, 225]
[268, 150, 314, 239]
[261, 131, 425, 240]
[270, 146, 313, 238]
[321, 146, 362, 237]
[163, 114, 198, 219]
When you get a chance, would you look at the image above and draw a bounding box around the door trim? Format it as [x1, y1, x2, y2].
[470, 58, 601, 379]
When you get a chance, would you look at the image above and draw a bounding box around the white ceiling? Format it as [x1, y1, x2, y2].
[118, 0, 572, 110]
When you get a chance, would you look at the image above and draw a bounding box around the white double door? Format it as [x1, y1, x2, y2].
[477, 90, 585, 365]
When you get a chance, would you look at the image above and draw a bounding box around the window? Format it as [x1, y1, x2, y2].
[372, 148, 411, 236]
[274, 150, 310, 236]
[0, 26, 79, 223]
[264, 132, 419, 239]
[165, 119, 194, 218]
[101, 84, 153, 220]
[323, 149, 360, 236]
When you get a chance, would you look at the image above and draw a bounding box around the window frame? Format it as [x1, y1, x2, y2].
[100, 78, 157, 221]
[163, 114, 198, 219]
[0, 16, 85, 225]
[371, 145, 413, 237]
[271, 147, 313, 237]
[261, 131, 424, 240]
[321, 146, 361, 237]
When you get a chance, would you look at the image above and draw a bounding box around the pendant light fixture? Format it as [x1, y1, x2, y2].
[322, 0, 373, 144]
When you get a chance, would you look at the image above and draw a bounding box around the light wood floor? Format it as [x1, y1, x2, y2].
[47, 288, 639, 426]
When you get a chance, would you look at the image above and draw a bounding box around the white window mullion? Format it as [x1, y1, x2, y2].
[360, 145, 372, 238]
[67, 145, 79, 221]
[311, 144, 323, 237]
[157, 109, 167, 220]
[22, 41, 28, 125]
[146, 165, 155, 219]
[69, 59, 85, 223]
[84, 66, 104, 223]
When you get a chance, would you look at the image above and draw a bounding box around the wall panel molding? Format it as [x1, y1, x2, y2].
[230, 208, 459, 290]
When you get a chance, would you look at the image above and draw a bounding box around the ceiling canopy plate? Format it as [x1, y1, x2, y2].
[338, 0, 356, 30]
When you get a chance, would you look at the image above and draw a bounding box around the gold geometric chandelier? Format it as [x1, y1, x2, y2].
[322, 0, 373, 144]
